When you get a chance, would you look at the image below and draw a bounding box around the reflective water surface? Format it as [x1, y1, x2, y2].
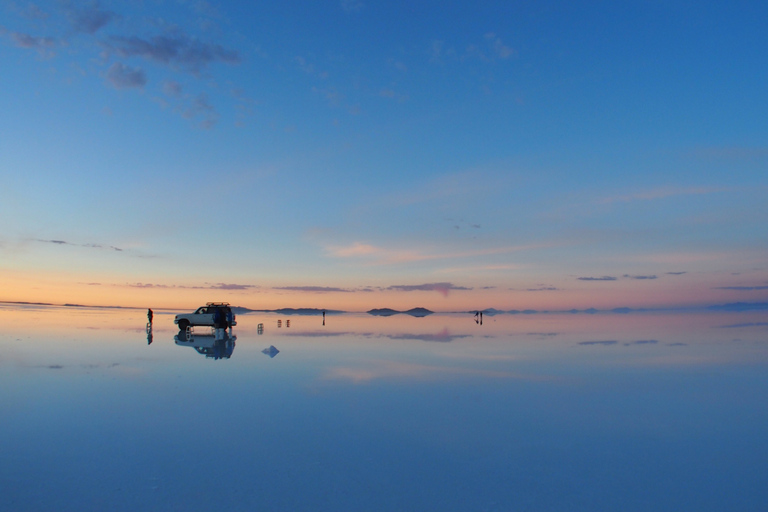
[2, 305, 767, 511]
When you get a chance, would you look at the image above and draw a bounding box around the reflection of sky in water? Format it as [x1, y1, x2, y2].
[1, 306, 767, 511]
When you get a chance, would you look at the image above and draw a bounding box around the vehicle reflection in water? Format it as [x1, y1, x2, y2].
[174, 328, 236, 360]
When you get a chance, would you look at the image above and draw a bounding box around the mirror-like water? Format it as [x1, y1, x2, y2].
[1, 305, 766, 511]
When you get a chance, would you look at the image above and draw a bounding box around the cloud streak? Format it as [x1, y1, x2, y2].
[601, 186, 724, 204]
[713, 285, 768, 291]
[66, 3, 117, 34]
[577, 276, 617, 281]
[36, 239, 123, 251]
[106, 34, 240, 74]
[386, 282, 471, 297]
[274, 286, 352, 293]
[8, 32, 56, 56]
[106, 62, 146, 89]
[127, 282, 256, 290]
[326, 241, 548, 266]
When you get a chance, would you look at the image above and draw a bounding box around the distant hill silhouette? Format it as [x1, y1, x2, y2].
[367, 308, 399, 317]
[404, 307, 433, 317]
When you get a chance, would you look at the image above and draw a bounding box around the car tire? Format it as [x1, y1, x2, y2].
[178, 319, 190, 330]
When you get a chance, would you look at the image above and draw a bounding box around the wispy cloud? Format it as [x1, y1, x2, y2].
[12, 3, 49, 19]
[65, 3, 117, 34]
[483, 32, 515, 59]
[8, 32, 56, 56]
[525, 286, 559, 291]
[713, 285, 768, 291]
[430, 33, 516, 63]
[274, 286, 352, 293]
[340, 0, 364, 12]
[36, 239, 123, 251]
[624, 339, 659, 346]
[666, 271, 687, 275]
[601, 186, 724, 204]
[163, 80, 183, 97]
[105, 34, 240, 74]
[325, 241, 548, 265]
[105, 62, 146, 89]
[577, 276, 617, 281]
[3, 0, 243, 127]
[623, 274, 657, 280]
[689, 146, 768, 163]
[386, 282, 471, 297]
[126, 282, 256, 290]
[578, 340, 618, 346]
[718, 322, 768, 328]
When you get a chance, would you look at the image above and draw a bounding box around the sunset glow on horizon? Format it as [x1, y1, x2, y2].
[2, 1, 767, 312]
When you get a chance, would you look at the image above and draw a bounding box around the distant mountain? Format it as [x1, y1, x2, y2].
[404, 307, 433, 317]
[367, 308, 400, 316]
[367, 307, 434, 317]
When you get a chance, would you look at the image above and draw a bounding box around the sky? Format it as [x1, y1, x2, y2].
[1, 0, 767, 312]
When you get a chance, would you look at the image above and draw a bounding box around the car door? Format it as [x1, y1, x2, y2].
[194, 307, 215, 325]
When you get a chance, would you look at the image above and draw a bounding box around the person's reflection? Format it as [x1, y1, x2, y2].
[146, 311, 154, 345]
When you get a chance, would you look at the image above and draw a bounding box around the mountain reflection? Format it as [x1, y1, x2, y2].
[174, 329, 236, 360]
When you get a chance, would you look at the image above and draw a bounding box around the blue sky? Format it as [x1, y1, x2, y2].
[1, 0, 767, 310]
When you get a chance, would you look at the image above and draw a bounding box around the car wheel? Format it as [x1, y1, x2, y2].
[178, 319, 190, 330]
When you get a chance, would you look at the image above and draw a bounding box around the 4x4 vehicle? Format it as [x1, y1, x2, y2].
[174, 302, 237, 330]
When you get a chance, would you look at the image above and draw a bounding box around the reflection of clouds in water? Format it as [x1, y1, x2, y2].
[386, 328, 470, 343]
[37, 363, 120, 369]
[280, 331, 356, 338]
[323, 360, 537, 384]
[578, 340, 664, 347]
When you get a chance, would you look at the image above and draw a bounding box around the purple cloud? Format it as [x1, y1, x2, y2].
[106, 62, 146, 89]
[387, 330, 471, 343]
[274, 286, 352, 293]
[623, 274, 658, 280]
[36, 239, 123, 251]
[126, 282, 255, 290]
[714, 285, 768, 291]
[387, 282, 471, 297]
[106, 34, 240, 74]
[210, 283, 256, 290]
[66, 3, 117, 34]
[9, 32, 56, 52]
[577, 276, 617, 281]
[15, 3, 49, 19]
[163, 80, 183, 97]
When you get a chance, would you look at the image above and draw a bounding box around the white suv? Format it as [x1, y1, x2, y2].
[174, 302, 237, 330]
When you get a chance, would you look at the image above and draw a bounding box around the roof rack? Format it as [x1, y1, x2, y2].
[206, 302, 231, 306]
